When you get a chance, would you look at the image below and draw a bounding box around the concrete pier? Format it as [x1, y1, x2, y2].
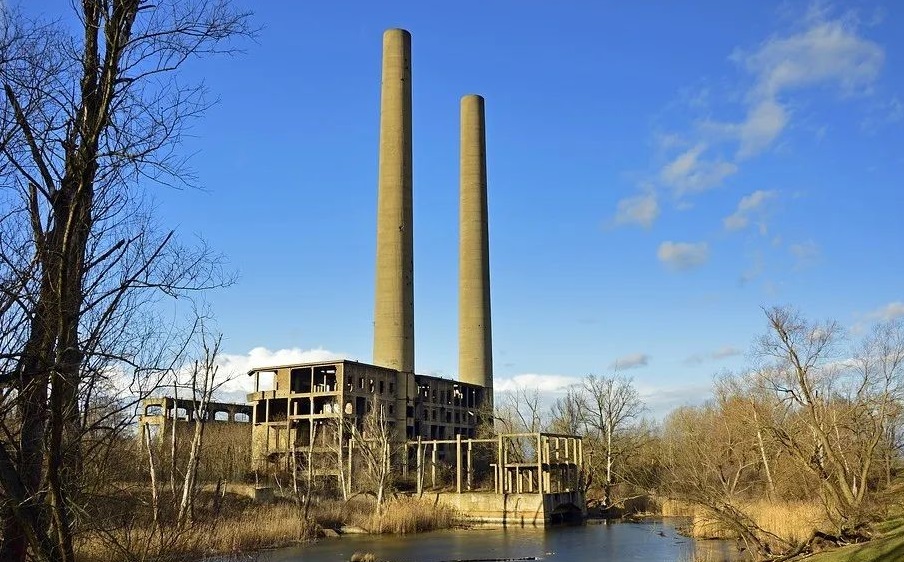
[406, 432, 586, 526]
[459, 95, 493, 392]
[373, 29, 414, 375]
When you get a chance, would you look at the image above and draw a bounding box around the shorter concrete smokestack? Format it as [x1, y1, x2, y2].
[458, 94, 493, 394]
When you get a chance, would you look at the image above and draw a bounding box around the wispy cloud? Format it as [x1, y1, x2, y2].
[635, 381, 714, 419]
[713, 345, 743, 359]
[720, 16, 882, 159]
[612, 5, 886, 230]
[659, 144, 738, 194]
[684, 345, 743, 365]
[724, 190, 777, 232]
[866, 301, 904, 322]
[861, 96, 904, 132]
[494, 373, 580, 393]
[609, 353, 650, 371]
[612, 192, 659, 228]
[657, 241, 709, 270]
[212, 346, 348, 400]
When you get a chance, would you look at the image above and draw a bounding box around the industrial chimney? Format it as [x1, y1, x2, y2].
[458, 94, 493, 394]
[373, 29, 414, 374]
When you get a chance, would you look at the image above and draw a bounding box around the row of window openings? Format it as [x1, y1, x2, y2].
[348, 378, 394, 395]
[285, 370, 395, 396]
[263, 398, 396, 418]
[143, 405, 250, 423]
[423, 409, 464, 423]
[418, 385, 469, 405]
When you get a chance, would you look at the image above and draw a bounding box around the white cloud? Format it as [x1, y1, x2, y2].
[724, 189, 776, 231]
[635, 381, 714, 419]
[494, 373, 580, 393]
[649, 9, 886, 209]
[659, 144, 738, 193]
[721, 17, 884, 159]
[609, 353, 650, 371]
[212, 346, 348, 399]
[657, 241, 710, 270]
[684, 345, 742, 365]
[866, 301, 904, 322]
[736, 100, 790, 159]
[613, 192, 659, 228]
[739, 20, 883, 100]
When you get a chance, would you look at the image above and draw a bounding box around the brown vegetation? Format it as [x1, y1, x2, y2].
[73, 492, 456, 562]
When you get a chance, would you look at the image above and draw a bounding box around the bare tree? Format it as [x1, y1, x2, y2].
[0, 2, 252, 560]
[497, 386, 544, 433]
[577, 374, 643, 508]
[754, 307, 904, 536]
[176, 330, 228, 526]
[549, 386, 584, 435]
[348, 396, 394, 513]
[662, 403, 788, 557]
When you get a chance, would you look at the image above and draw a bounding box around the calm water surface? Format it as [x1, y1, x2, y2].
[260, 520, 745, 562]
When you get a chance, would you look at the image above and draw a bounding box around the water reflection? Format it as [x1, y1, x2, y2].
[261, 520, 745, 562]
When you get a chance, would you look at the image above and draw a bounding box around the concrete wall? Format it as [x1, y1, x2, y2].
[429, 490, 585, 526]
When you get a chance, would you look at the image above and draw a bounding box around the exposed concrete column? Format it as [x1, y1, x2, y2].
[373, 28, 414, 374]
[458, 95, 493, 396]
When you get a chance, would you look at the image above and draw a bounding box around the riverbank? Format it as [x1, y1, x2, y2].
[73, 489, 458, 562]
[803, 517, 904, 562]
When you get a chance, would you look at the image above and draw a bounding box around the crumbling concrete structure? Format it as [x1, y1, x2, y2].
[246, 360, 488, 476]
[139, 396, 253, 436]
[408, 432, 585, 525]
[138, 397, 253, 480]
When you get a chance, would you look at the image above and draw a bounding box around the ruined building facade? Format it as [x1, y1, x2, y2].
[247, 360, 488, 471]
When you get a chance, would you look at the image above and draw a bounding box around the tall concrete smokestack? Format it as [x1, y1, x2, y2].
[459, 94, 493, 393]
[373, 28, 414, 373]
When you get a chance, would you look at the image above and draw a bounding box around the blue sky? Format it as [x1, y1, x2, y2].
[29, 1, 904, 413]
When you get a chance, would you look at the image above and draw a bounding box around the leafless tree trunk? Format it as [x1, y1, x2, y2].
[349, 397, 393, 513]
[171, 381, 179, 503]
[0, 2, 251, 559]
[751, 404, 776, 499]
[177, 333, 222, 526]
[143, 424, 160, 529]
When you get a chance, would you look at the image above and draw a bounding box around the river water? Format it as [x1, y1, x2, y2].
[260, 520, 746, 562]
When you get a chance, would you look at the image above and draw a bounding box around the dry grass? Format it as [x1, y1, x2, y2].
[352, 496, 457, 534]
[309, 495, 458, 534]
[75, 503, 318, 562]
[74, 493, 456, 561]
[678, 499, 826, 545]
[660, 498, 696, 517]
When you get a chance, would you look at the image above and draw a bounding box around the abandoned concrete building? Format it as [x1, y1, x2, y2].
[246, 360, 488, 470]
[138, 28, 585, 524]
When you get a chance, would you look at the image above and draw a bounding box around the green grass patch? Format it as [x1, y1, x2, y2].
[807, 519, 904, 562]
